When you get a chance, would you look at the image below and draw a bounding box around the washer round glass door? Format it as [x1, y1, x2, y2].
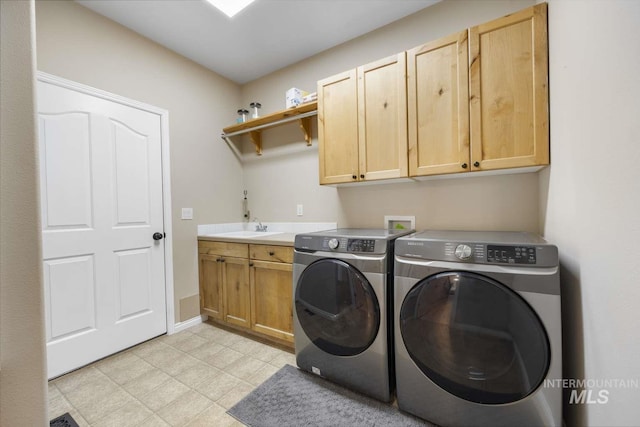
[295, 259, 380, 356]
[400, 271, 550, 404]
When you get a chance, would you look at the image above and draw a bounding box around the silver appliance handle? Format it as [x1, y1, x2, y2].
[395, 255, 558, 276]
[296, 250, 385, 262]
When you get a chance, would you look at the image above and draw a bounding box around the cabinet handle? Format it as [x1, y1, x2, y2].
[360, 174, 365, 179]
[352, 175, 357, 180]
[461, 163, 468, 169]
[268, 251, 275, 256]
[473, 161, 480, 167]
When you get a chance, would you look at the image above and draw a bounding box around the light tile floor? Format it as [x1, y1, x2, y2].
[48, 321, 296, 426]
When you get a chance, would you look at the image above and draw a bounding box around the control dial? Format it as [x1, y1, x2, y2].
[327, 238, 340, 250]
[454, 244, 472, 260]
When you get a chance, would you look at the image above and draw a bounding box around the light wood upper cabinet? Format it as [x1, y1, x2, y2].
[357, 54, 408, 181]
[319, 54, 408, 184]
[317, 4, 548, 183]
[318, 69, 359, 184]
[469, 3, 549, 171]
[408, 30, 470, 176]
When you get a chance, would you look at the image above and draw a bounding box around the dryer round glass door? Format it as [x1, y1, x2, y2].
[399, 271, 550, 404]
[295, 259, 380, 356]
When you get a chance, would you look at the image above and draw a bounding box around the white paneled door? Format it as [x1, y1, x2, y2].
[38, 77, 168, 378]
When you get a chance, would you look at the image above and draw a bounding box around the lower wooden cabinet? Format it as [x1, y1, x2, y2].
[198, 254, 224, 320]
[250, 260, 294, 343]
[198, 240, 294, 347]
[221, 256, 251, 328]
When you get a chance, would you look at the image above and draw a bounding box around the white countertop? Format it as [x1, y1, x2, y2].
[197, 222, 337, 246]
[198, 232, 298, 246]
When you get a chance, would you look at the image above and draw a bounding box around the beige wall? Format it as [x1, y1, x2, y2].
[35, 0, 244, 322]
[240, 0, 540, 231]
[0, 0, 48, 424]
[541, 1, 640, 425]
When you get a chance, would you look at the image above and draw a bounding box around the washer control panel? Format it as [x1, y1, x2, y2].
[347, 239, 376, 252]
[487, 245, 536, 264]
[321, 237, 377, 253]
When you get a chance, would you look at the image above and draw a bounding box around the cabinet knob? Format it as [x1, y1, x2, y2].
[220, 258, 225, 263]
[461, 163, 468, 169]
[352, 175, 357, 180]
[360, 174, 365, 179]
[249, 262, 254, 267]
[216, 257, 222, 262]
[474, 161, 480, 167]
[268, 251, 275, 256]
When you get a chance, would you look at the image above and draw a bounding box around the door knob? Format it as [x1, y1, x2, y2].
[153, 232, 164, 241]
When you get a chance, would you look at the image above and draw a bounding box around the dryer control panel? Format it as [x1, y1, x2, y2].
[394, 231, 559, 268]
[446, 242, 537, 264]
[401, 241, 554, 267]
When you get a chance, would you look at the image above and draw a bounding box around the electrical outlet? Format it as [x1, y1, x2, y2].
[296, 204, 303, 216]
[181, 208, 193, 220]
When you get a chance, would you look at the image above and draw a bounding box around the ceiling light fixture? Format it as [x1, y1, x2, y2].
[205, 0, 256, 18]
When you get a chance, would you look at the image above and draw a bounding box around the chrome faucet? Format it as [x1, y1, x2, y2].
[253, 217, 268, 232]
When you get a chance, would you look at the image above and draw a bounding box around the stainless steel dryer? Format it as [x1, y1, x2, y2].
[394, 231, 562, 427]
[293, 228, 412, 402]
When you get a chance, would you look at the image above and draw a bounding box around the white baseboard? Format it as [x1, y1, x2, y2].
[172, 315, 204, 334]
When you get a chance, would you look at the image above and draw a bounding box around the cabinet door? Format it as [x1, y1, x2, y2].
[357, 53, 408, 180]
[199, 254, 223, 320]
[318, 69, 359, 184]
[408, 30, 470, 176]
[250, 260, 294, 343]
[222, 257, 251, 328]
[469, 3, 548, 171]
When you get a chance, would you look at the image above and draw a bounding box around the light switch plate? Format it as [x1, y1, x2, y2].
[181, 208, 193, 220]
[296, 204, 303, 216]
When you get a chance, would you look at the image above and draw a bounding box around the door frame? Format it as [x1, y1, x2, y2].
[36, 71, 176, 335]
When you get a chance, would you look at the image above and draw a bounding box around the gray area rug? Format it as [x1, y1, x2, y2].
[228, 364, 432, 427]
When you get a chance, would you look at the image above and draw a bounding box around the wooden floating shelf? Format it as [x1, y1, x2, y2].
[221, 101, 317, 156]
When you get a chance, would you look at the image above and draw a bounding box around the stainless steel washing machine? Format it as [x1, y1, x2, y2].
[293, 228, 413, 402]
[394, 231, 562, 426]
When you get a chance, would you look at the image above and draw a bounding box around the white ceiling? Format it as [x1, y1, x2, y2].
[76, 0, 440, 84]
